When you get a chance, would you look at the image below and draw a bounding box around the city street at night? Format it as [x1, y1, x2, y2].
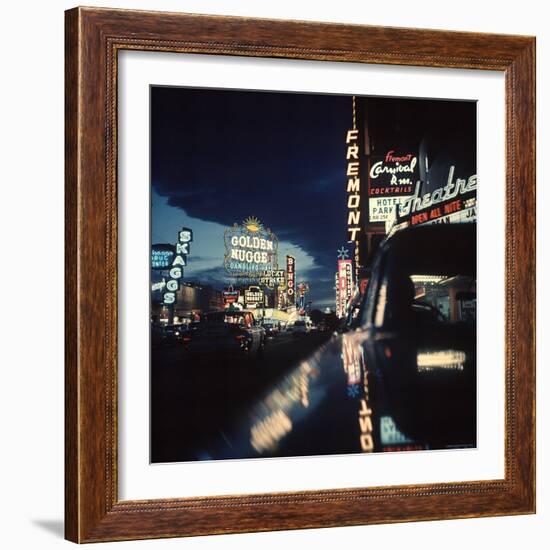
[149, 87, 478, 464]
[151, 331, 332, 463]
[151, 310, 477, 463]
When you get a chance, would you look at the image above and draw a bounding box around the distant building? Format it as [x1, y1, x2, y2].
[151, 282, 223, 323]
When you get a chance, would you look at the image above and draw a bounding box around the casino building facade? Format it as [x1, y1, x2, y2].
[353, 98, 475, 258]
[337, 96, 477, 316]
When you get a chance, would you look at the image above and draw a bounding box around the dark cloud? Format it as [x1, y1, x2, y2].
[151, 86, 352, 285]
[151, 88, 477, 309]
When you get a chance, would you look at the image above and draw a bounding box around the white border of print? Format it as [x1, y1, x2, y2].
[118, 50, 505, 500]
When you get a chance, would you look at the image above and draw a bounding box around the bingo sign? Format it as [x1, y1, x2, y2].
[368, 150, 418, 223]
[286, 255, 296, 305]
[153, 227, 193, 306]
[224, 217, 278, 278]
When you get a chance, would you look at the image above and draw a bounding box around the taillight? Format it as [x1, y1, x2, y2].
[182, 336, 191, 343]
[234, 334, 246, 342]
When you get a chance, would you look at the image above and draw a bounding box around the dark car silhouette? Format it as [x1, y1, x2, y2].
[182, 310, 266, 359]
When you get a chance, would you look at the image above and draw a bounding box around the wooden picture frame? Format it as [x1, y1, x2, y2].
[65, 6, 536, 543]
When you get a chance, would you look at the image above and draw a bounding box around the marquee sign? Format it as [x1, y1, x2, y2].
[410, 196, 477, 226]
[396, 169, 477, 223]
[224, 217, 278, 278]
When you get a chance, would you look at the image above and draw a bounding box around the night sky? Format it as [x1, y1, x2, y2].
[151, 86, 352, 308]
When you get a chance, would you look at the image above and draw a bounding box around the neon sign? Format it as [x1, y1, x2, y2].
[397, 167, 477, 219]
[337, 246, 350, 260]
[345, 129, 362, 242]
[335, 271, 342, 317]
[158, 227, 193, 306]
[286, 255, 295, 305]
[224, 217, 278, 277]
[369, 150, 418, 191]
[151, 244, 175, 269]
[259, 269, 286, 288]
[338, 259, 353, 316]
[244, 286, 264, 308]
[151, 279, 166, 292]
[222, 286, 240, 307]
[366, 150, 418, 225]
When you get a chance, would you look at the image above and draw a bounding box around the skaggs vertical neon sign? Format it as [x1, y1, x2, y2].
[161, 227, 193, 305]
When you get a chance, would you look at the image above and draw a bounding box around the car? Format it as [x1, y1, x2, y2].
[261, 319, 281, 338]
[360, 223, 476, 331]
[290, 319, 311, 335]
[356, 223, 477, 446]
[317, 321, 328, 332]
[151, 323, 185, 346]
[182, 310, 266, 359]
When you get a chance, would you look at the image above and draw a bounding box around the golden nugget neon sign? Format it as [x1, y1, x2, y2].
[224, 217, 279, 277]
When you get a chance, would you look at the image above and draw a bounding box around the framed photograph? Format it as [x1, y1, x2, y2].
[65, 7, 535, 543]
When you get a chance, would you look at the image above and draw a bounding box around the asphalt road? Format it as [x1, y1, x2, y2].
[151, 331, 332, 463]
